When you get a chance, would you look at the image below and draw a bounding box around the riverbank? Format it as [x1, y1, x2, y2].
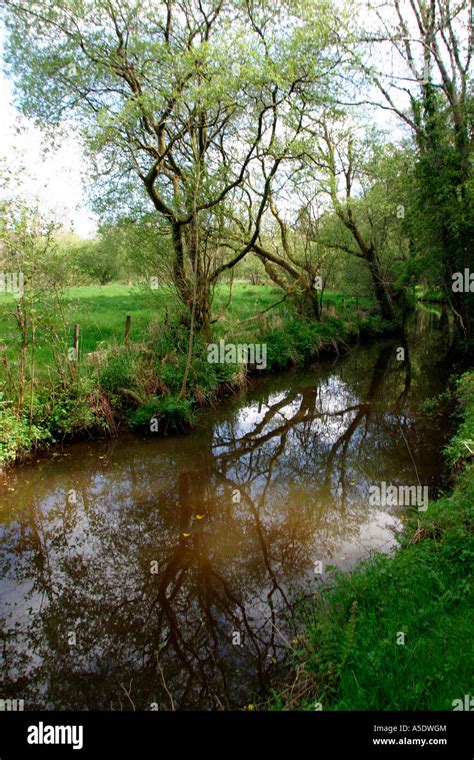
[268, 370, 474, 711]
[0, 284, 391, 469]
[0, 323, 453, 710]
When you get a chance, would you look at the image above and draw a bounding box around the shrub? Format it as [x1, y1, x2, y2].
[0, 402, 50, 466]
[128, 395, 195, 433]
[99, 350, 141, 393]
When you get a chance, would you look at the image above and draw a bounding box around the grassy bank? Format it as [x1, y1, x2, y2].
[269, 371, 474, 711]
[0, 283, 386, 468]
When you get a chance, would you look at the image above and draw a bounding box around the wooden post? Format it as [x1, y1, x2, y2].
[74, 324, 79, 361]
[124, 314, 131, 345]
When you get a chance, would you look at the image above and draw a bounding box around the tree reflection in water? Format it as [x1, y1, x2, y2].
[0, 317, 453, 709]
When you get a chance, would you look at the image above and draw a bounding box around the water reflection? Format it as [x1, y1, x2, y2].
[0, 317, 452, 709]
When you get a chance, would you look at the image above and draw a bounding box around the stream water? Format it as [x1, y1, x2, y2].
[0, 308, 455, 709]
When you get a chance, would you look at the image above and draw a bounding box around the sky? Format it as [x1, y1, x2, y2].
[0, 27, 98, 238]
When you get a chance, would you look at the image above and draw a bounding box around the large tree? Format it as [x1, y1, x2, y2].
[3, 0, 340, 332]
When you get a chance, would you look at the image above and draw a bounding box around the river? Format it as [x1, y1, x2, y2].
[0, 309, 455, 709]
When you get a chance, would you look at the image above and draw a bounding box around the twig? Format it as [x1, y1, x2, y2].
[158, 663, 175, 711]
[120, 679, 136, 710]
[398, 420, 421, 487]
[233, 294, 289, 327]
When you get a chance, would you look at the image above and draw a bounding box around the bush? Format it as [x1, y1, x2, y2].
[264, 329, 294, 369]
[99, 350, 141, 393]
[128, 395, 194, 433]
[444, 372, 474, 466]
[33, 376, 114, 436]
[0, 402, 50, 466]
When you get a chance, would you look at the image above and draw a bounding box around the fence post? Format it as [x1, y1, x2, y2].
[74, 324, 79, 361]
[124, 314, 131, 345]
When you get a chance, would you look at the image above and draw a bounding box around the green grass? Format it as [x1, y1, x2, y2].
[0, 283, 279, 370]
[63, 284, 159, 350]
[269, 371, 474, 711]
[213, 282, 288, 323]
[0, 284, 162, 376]
[0, 283, 375, 378]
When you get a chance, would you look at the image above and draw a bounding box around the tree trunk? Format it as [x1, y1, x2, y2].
[293, 284, 321, 321]
[367, 254, 395, 322]
[168, 220, 212, 336]
[193, 279, 211, 338]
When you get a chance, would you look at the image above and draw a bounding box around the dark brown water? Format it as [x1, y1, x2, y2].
[0, 310, 454, 709]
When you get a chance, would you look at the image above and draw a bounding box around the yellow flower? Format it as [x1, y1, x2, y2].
[196, 514, 205, 520]
[182, 532, 191, 538]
